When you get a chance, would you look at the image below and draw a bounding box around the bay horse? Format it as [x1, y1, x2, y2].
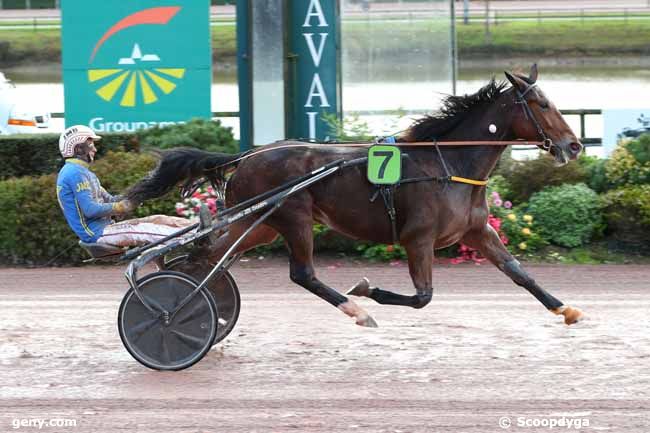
[128, 65, 585, 328]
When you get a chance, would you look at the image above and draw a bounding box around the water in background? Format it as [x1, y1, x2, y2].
[5, 64, 650, 157]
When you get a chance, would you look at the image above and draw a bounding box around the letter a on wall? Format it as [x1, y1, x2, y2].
[289, 0, 341, 140]
[61, 0, 211, 132]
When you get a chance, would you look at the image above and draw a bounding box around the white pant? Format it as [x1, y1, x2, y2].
[96, 215, 193, 247]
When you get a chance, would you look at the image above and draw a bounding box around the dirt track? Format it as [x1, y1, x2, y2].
[1, 259, 649, 432]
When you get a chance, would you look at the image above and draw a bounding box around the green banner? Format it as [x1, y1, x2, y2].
[289, 0, 340, 140]
[62, 0, 211, 132]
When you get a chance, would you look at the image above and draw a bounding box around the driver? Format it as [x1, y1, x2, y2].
[56, 125, 193, 247]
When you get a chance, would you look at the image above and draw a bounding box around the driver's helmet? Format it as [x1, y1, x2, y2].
[58, 125, 101, 158]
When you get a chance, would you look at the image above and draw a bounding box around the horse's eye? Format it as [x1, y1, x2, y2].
[539, 100, 549, 111]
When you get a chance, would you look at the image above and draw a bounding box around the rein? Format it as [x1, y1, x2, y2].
[207, 139, 545, 170]
[197, 139, 546, 196]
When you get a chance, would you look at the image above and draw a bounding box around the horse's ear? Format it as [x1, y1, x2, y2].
[504, 71, 528, 92]
[529, 63, 538, 83]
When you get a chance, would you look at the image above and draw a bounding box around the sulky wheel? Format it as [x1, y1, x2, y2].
[118, 271, 218, 371]
[164, 255, 241, 344]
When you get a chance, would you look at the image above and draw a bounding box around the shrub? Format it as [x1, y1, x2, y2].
[626, 133, 650, 165]
[0, 151, 178, 265]
[500, 209, 548, 254]
[135, 118, 238, 153]
[0, 173, 78, 265]
[0, 132, 136, 180]
[601, 184, 650, 254]
[0, 119, 237, 180]
[356, 243, 407, 261]
[605, 134, 650, 187]
[578, 155, 611, 193]
[495, 152, 588, 203]
[527, 183, 603, 248]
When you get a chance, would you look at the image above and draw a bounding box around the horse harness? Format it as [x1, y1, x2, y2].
[369, 139, 490, 245]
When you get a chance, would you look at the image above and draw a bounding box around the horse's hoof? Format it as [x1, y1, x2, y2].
[552, 306, 584, 325]
[346, 277, 370, 297]
[356, 314, 378, 328]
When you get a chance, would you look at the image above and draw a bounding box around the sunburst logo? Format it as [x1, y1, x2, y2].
[88, 43, 185, 107]
[87, 7, 186, 108]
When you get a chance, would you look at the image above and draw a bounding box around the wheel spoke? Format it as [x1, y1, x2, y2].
[127, 317, 160, 342]
[176, 300, 209, 325]
[141, 294, 166, 313]
[170, 329, 207, 350]
[160, 329, 171, 364]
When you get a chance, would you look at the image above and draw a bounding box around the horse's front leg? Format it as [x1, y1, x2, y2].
[461, 224, 584, 325]
[347, 237, 433, 309]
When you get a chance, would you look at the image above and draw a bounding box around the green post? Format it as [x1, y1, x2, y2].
[287, 0, 341, 140]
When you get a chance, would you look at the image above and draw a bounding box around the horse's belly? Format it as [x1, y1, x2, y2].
[311, 196, 396, 244]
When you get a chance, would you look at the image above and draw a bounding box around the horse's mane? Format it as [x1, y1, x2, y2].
[403, 79, 508, 141]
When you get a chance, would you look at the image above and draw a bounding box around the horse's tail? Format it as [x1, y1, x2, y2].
[126, 147, 244, 203]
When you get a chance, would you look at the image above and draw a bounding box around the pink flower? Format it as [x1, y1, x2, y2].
[488, 214, 502, 231]
[491, 191, 501, 200]
[504, 201, 512, 209]
[493, 198, 503, 207]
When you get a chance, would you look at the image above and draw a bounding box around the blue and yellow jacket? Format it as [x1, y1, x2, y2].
[56, 159, 118, 242]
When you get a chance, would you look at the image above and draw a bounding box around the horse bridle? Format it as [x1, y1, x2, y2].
[514, 83, 554, 152]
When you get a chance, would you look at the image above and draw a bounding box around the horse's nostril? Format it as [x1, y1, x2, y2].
[570, 142, 582, 154]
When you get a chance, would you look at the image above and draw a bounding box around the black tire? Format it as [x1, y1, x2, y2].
[118, 271, 218, 371]
[165, 255, 241, 344]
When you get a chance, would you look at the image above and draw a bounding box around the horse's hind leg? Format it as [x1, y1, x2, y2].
[348, 237, 434, 309]
[268, 206, 378, 327]
[461, 224, 583, 325]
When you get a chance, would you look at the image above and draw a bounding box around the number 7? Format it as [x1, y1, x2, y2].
[374, 151, 393, 179]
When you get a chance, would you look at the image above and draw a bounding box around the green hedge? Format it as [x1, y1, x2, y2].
[494, 151, 589, 203]
[527, 183, 603, 248]
[602, 185, 650, 253]
[0, 132, 136, 180]
[0, 119, 237, 180]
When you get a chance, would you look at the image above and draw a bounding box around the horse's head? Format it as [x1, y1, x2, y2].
[505, 64, 583, 164]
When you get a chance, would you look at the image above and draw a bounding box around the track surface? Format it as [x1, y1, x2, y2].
[1, 260, 649, 432]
